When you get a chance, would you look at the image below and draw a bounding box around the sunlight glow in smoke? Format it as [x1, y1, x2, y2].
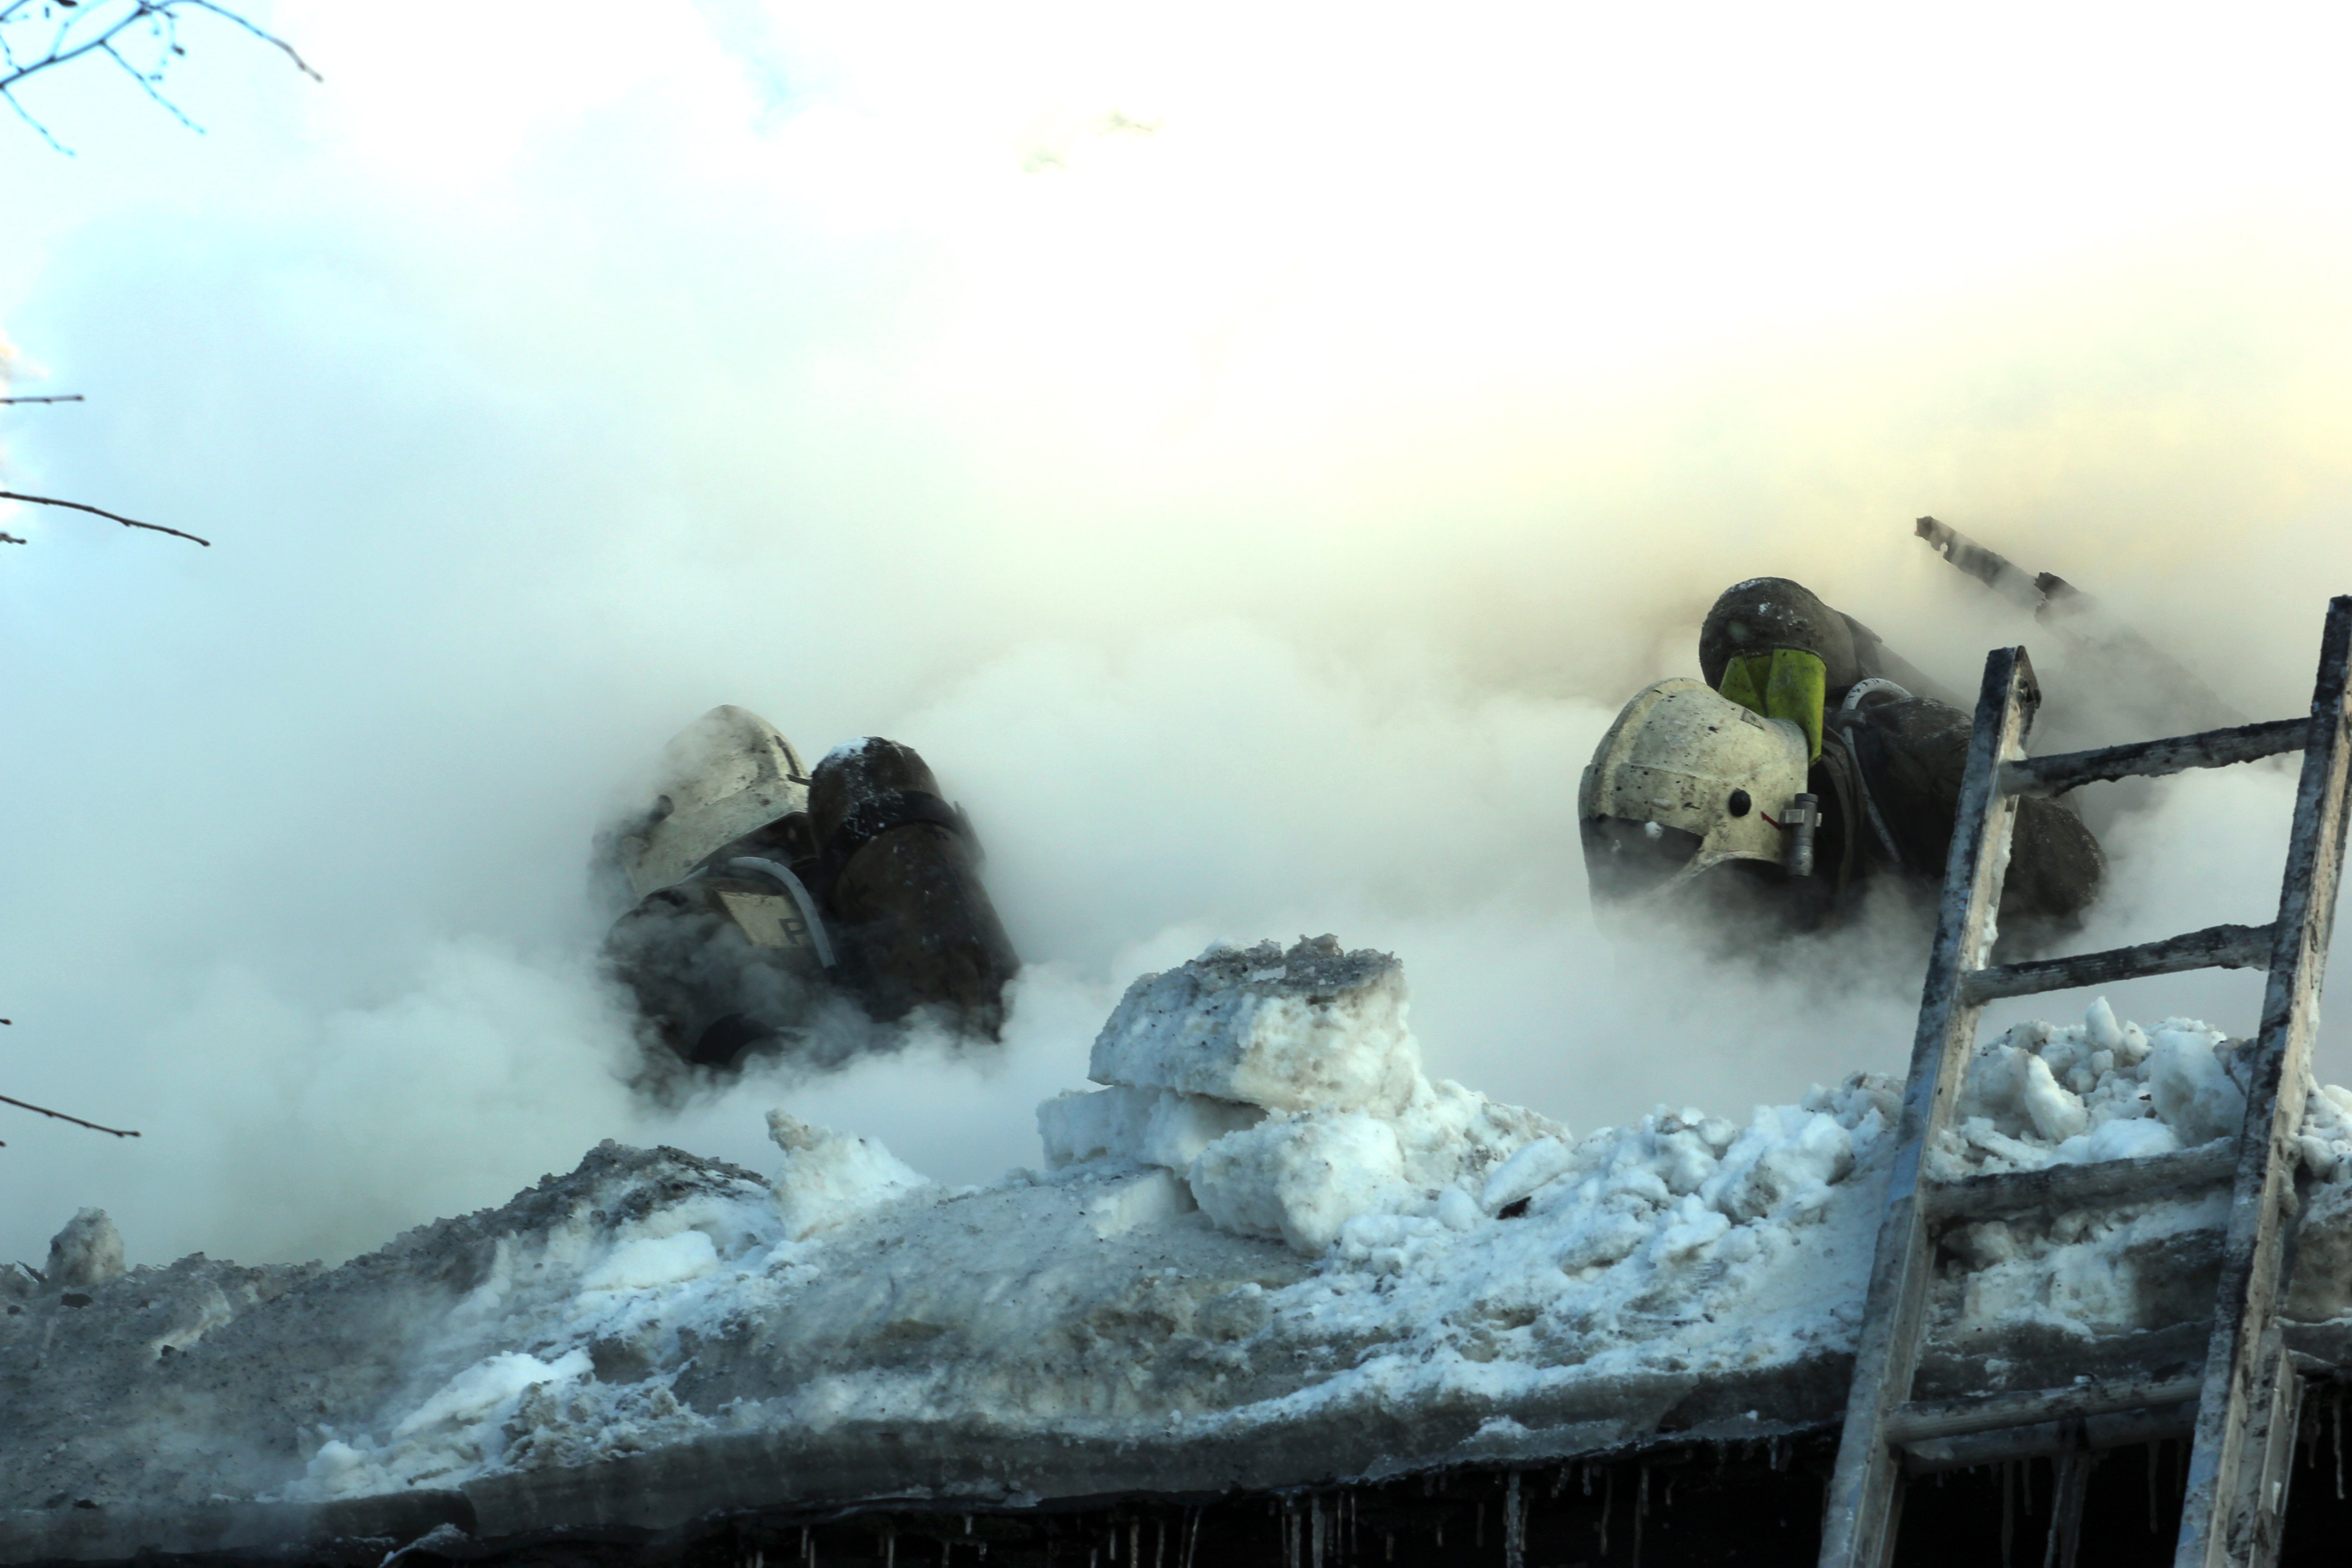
[9, 1, 2352, 1265]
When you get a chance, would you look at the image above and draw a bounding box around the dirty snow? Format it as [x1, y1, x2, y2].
[11, 935, 2352, 1516]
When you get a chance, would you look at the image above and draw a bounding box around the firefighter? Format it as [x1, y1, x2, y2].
[600, 706, 1019, 1070]
[1581, 578, 2104, 941]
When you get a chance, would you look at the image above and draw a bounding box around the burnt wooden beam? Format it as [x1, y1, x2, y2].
[1959, 923, 2274, 1004]
[1886, 1375, 2202, 1448]
[1904, 1401, 2196, 1475]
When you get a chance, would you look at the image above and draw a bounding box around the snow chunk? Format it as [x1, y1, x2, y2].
[1088, 936, 1420, 1114]
[1480, 1137, 1574, 1214]
[769, 1111, 931, 1240]
[44, 1208, 124, 1289]
[1037, 1084, 1265, 1171]
[392, 1349, 590, 1438]
[2148, 1025, 2247, 1146]
[582, 1230, 719, 1293]
[1190, 1110, 1410, 1255]
[1083, 1168, 1198, 1238]
[2019, 1053, 2089, 1142]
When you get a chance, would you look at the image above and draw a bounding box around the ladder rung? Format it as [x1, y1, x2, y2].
[1999, 716, 2308, 798]
[1959, 921, 2273, 1002]
[1885, 1375, 2204, 1447]
[1923, 1142, 2237, 1224]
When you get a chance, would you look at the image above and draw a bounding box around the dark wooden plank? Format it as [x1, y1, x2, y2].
[2176, 595, 2352, 1568]
[1888, 1376, 2202, 1446]
[1818, 647, 2039, 1568]
[2000, 717, 2308, 799]
[1959, 923, 2273, 1003]
[1923, 1144, 2237, 1224]
[1905, 1401, 2196, 1475]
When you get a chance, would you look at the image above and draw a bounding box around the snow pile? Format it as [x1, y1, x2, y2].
[1040, 936, 1561, 1253]
[1942, 999, 2352, 1177]
[283, 1147, 778, 1500]
[1917, 1002, 2352, 1349]
[289, 985, 2352, 1505]
[22, 950, 2352, 1523]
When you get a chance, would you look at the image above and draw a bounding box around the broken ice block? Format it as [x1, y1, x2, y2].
[1188, 1109, 1410, 1255]
[1088, 936, 1421, 1115]
[1037, 1084, 1266, 1171]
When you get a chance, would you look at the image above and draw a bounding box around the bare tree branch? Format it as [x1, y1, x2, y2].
[0, 0, 318, 150]
[0, 489, 210, 545]
[0, 1092, 139, 1138]
[0, 394, 85, 405]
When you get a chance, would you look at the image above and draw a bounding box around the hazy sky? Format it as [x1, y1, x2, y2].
[8, 2, 2352, 1267]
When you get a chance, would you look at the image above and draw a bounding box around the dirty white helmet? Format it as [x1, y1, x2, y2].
[1578, 678, 1811, 906]
[618, 706, 811, 898]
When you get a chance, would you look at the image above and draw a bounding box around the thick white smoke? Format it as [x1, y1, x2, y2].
[6, 1, 2352, 1267]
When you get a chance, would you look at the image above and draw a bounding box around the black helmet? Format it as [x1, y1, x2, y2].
[1698, 578, 1860, 693]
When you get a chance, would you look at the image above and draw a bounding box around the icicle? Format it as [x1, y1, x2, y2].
[1632, 1465, 1649, 1568]
[2000, 1461, 2017, 1568]
[1155, 1519, 1165, 1568]
[887, 1528, 897, 1568]
[1385, 1528, 1394, 1563]
[1583, 1463, 1594, 1497]
[1286, 1505, 1300, 1568]
[965, 1516, 974, 1536]
[1131, 1523, 1141, 1568]
[1551, 1465, 1569, 1499]
[2337, 1392, 2346, 1501]
[1311, 1495, 1325, 1568]
[1183, 1508, 1202, 1568]
[1503, 1471, 1525, 1568]
[1599, 1467, 1613, 1557]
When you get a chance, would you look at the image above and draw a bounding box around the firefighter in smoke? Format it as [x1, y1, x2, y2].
[599, 706, 1020, 1069]
[1579, 577, 2105, 941]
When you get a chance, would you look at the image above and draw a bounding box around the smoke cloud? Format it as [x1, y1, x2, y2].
[7, 2, 2352, 1267]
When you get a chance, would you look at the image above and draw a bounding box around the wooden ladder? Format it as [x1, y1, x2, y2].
[1818, 594, 2352, 1568]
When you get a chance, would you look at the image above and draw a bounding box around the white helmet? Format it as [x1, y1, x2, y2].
[618, 706, 811, 898]
[1578, 678, 1811, 907]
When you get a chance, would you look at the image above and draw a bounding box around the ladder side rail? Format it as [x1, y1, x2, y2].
[2001, 716, 2310, 799]
[1817, 646, 2040, 1568]
[2176, 594, 2352, 1568]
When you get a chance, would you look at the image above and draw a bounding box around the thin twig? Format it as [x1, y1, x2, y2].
[0, 490, 210, 546]
[102, 35, 202, 132]
[0, 0, 319, 151]
[0, 1093, 139, 1138]
[0, 394, 85, 405]
[183, 0, 318, 82]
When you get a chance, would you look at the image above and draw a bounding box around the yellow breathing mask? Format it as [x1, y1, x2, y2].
[1717, 648, 1827, 761]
